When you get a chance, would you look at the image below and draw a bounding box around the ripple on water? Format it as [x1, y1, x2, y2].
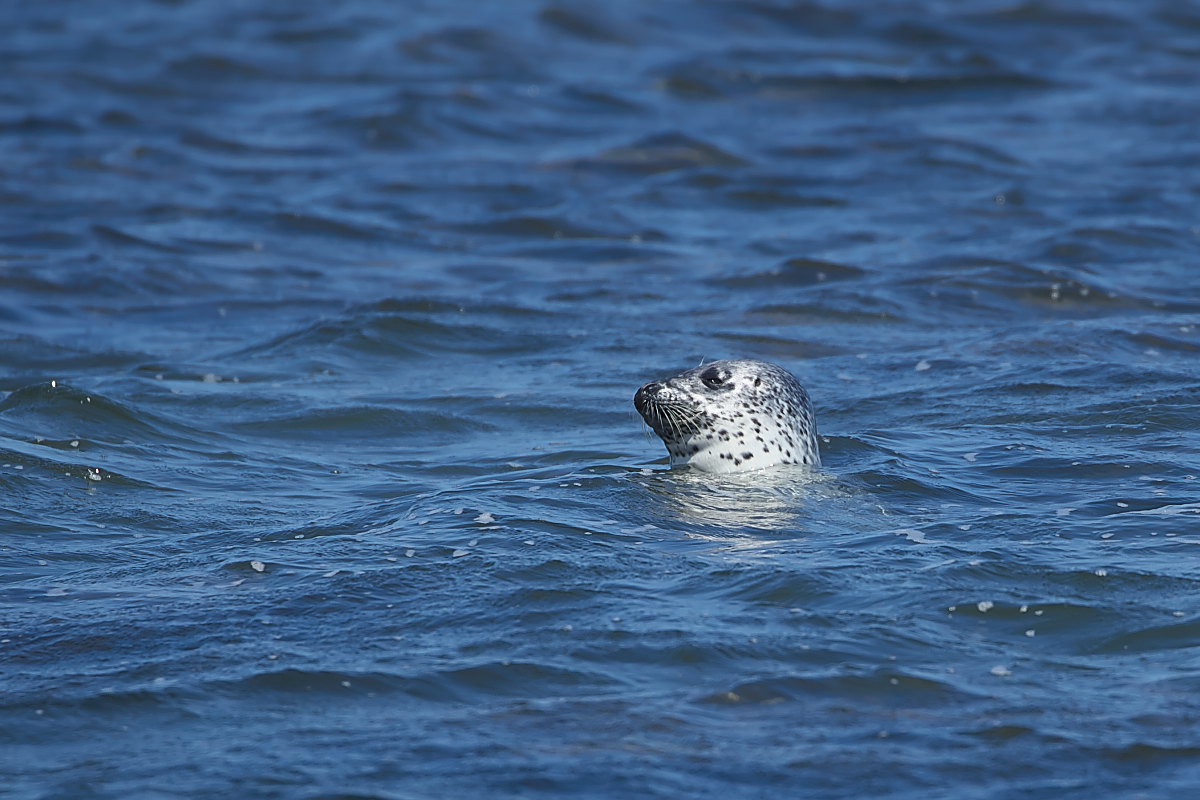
[710, 257, 867, 289]
[217, 661, 613, 704]
[549, 132, 749, 175]
[227, 299, 568, 367]
[700, 669, 980, 708]
[0, 382, 200, 445]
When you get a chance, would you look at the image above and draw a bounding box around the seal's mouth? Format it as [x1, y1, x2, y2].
[634, 383, 706, 441]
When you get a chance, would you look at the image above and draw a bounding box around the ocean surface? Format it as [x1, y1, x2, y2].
[3, 1, 1200, 797]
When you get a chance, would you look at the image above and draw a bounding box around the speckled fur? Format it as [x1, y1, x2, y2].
[633, 359, 819, 474]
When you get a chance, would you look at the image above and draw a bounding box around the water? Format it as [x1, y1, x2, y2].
[3, 1, 1200, 797]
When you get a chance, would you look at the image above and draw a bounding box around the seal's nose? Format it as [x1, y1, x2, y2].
[633, 382, 662, 413]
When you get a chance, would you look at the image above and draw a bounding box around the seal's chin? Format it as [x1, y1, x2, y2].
[679, 448, 745, 474]
[675, 444, 791, 474]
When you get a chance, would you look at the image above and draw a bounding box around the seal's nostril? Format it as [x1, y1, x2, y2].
[633, 383, 656, 411]
[634, 382, 660, 403]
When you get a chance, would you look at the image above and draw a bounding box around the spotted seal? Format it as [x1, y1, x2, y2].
[633, 359, 819, 473]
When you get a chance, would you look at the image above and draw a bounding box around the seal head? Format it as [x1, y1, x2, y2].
[634, 359, 819, 473]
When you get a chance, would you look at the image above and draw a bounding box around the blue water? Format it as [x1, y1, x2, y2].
[3, 1, 1200, 797]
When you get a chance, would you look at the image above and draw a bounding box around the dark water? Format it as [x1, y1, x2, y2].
[3, 1, 1200, 797]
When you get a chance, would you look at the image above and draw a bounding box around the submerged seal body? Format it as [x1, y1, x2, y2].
[633, 359, 819, 473]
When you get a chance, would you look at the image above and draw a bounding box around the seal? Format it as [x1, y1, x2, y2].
[633, 359, 819, 473]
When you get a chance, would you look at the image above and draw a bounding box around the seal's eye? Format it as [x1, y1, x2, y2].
[700, 367, 728, 389]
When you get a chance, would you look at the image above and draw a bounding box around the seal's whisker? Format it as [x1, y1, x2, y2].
[666, 406, 704, 440]
[632, 408, 656, 441]
[660, 406, 682, 440]
[654, 402, 691, 440]
[667, 409, 688, 440]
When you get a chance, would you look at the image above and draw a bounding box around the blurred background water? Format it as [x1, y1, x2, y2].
[2, 1, 1200, 797]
